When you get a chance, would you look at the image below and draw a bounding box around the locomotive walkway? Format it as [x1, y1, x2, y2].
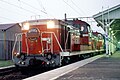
[56, 51, 120, 80]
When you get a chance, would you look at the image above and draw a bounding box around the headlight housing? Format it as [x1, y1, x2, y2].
[14, 52, 21, 58]
[47, 21, 55, 28]
[22, 22, 30, 31]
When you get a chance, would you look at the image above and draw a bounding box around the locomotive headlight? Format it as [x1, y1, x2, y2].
[47, 21, 55, 28]
[13, 52, 17, 56]
[16, 52, 20, 55]
[22, 22, 30, 30]
[16, 52, 21, 58]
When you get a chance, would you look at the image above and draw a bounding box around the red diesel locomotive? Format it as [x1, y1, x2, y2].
[12, 19, 105, 67]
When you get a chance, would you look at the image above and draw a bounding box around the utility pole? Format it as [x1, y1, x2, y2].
[105, 20, 109, 55]
[102, 6, 108, 55]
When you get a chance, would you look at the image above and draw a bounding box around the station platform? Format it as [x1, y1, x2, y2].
[56, 51, 120, 80]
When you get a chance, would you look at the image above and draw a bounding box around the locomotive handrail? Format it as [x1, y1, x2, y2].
[12, 33, 30, 58]
[41, 37, 51, 53]
[65, 31, 70, 51]
[65, 30, 80, 51]
[41, 32, 52, 53]
[25, 33, 29, 55]
[12, 33, 22, 60]
[52, 32, 63, 52]
[41, 32, 64, 53]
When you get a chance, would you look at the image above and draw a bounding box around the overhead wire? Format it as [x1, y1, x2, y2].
[63, 0, 97, 32]
[19, 0, 47, 14]
[0, 6, 27, 17]
[19, 0, 55, 19]
[70, 0, 87, 16]
[62, 0, 83, 16]
[35, 0, 56, 19]
[70, 0, 94, 19]
[0, 3, 18, 22]
[0, 0, 37, 15]
[0, 0, 40, 23]
[0, 5, 31, 23]
[36, 0, 46, 12]
[70, 0, 96, 25]
[0, 0, 55, 23]
[0, 16, 16, 22]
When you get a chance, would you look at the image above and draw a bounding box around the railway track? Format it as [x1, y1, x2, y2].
[0, 67, 16, 76]
[0, 66, 54, 80]
[0, 53, 101, 80]
[0, 67, 22, 80]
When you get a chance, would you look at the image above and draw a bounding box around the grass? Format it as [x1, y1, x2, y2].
[0, 60, 14, 67]
[110, 51, 120, 58]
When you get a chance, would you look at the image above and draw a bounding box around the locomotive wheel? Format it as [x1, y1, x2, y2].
[62, 57, 70, 65]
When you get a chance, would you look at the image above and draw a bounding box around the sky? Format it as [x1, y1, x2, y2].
[0, 0, 120, 33]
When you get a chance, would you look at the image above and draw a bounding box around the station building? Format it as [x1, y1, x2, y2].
[0, 23, 21, 60]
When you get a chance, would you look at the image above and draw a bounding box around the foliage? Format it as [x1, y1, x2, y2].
[0, 60, 13, 67]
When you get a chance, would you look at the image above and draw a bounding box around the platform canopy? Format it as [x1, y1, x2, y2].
[93, 4, 120, 42]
